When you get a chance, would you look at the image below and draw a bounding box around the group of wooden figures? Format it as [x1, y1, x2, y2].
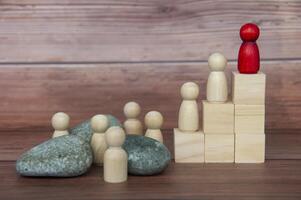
[50, 23, 265, 183]
[174, 23, 266, 163]
[51, 103, 164, 183]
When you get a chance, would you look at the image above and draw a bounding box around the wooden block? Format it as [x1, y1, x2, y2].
[205, 134, 234, 163]
[235, 133, 265, 163]
[202, 100, 234, 134]
[235, 104, 265, 134]
[232, 71, 266, 104]
[174, 128, 204, 163]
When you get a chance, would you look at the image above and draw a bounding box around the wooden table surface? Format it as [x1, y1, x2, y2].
[1, 0, 301, 199]
[1, 160, 301, 200]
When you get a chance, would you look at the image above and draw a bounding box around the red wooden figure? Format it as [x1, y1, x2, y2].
[238, 23, 260, 74]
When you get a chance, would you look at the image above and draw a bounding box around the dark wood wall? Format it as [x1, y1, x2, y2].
[1, 0, 301, 160]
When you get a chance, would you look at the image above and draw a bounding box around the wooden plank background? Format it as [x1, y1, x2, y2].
[0, 0, 301, 161]
[0, 0, 300, 62]
[1, 61, 301, 131]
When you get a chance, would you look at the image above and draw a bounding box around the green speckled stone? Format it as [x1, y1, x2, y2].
[123, 135, 171, 175]
[16, 115, 121, 177]
[16, 135, 92, 177]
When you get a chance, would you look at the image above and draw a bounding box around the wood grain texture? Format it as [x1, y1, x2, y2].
[1, 130, 301, 161]
[235, 104, 265, 134]
[205, 133, 235, 163]
[0, 0, 300, 62]
[232, 72, 266, 105]
[1, 160, 301, 200]
[0, 61, 300, 131]
[203, 100, 234, 134]
[174, 128, 204, 163]
[235, 133, 265, 163]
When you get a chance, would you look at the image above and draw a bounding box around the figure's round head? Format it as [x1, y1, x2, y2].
[180, 82, 199, 100]
[51, 112, 70, 130]
[208, 53, 227, 71]
[105, 126, 126, 147]
[240, 23, 260, 42]
[91, 114, 109, 133]
[123, 101, 141, 118]
[144, 111, 163, 129]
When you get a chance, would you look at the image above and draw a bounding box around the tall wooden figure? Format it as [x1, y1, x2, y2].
[91, 114, 109, 166]
[238, 23, 260, 74]
[178, 82, 199, 131]
[104, 126, 128, 183]
[206, 53, 228, 103]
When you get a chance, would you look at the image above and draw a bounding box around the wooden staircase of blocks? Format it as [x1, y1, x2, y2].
[174, 71, 266, 163]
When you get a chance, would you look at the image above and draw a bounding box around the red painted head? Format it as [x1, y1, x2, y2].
[240, 23, 260, 42]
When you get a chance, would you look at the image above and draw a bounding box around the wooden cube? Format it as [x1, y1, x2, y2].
[235, 104, 265, 134]
[232, 71, 266, 105]
[235, 133, 265, 163]
[205, 134, 234, 163]
[174, 128, 204, 163]
[202, 100, 234, 134]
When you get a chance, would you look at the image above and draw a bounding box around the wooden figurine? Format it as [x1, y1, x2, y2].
[52, 112, 70, 138]
[178, 82, 199, 132]
[104, 126, 128, 183]
[238, 23, 260, 74]
[91, 114, 109, 166]
[206, 53, 228, 103]
[145, 111, 164, 143]
[123, 101, 143, 135]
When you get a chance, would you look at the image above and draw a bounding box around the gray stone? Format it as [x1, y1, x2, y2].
[123, 135, 171, 175]
[16, 115, 121, 177]
[16, 135, 92, 177]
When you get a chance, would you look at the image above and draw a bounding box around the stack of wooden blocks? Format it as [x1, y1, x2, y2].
[232, 72, 266, 163]
[202, 99, 235, 163]
[174, 68, 266, 164]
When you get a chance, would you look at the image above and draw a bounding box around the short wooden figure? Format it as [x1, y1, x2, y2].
[235, 104, 265, 134]
[202, 100, 234, 134]
[145, 111, 164, 143]
[91, 114, 109, 166]
[235, 133, 265, 163]
[206, 53, 228, 103]
[104, 126, 128, 183]
[52, 112, 70, 138]
[178, 82, 199, 132]
[174, 128, 204, 163]
[238, 23, 260, 74]
[205, 134, 234, 163]
[232, 71, 266, 105]
[123, 101, 143, 135]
